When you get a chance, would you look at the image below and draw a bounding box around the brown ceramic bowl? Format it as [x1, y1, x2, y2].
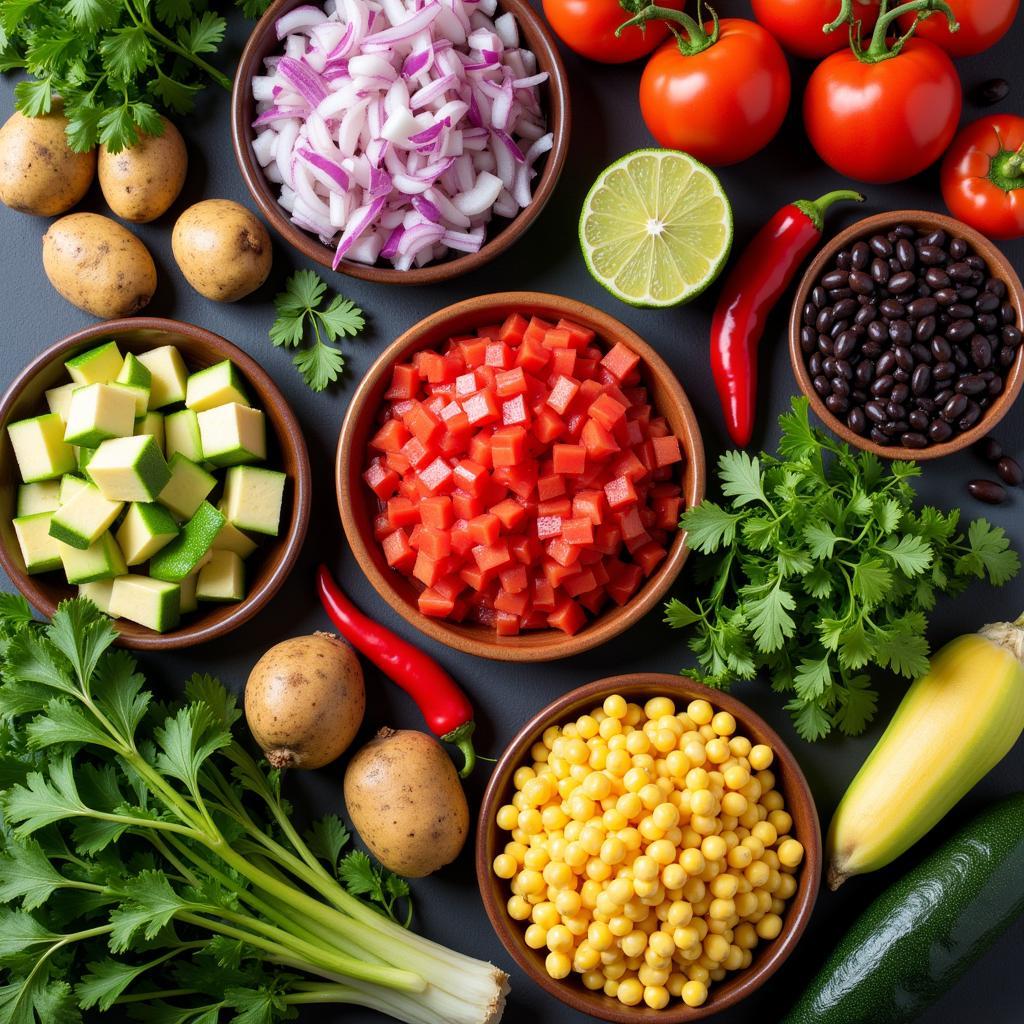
[476, 673, 822, 1022]
[231, 0, 570, 286]
[336, 292, 706, 662]
[790, 210, 1024, 460]
[0, 318, 312, 650]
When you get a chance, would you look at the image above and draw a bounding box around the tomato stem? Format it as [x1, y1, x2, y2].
[989, 138, 1024, 191]
[616, 0, 720, 54]
[832, 0, 958, 62]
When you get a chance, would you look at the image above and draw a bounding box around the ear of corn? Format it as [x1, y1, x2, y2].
[827, 614, 1024, 889]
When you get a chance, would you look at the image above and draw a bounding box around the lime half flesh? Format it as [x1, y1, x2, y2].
[580, 149, 733, 308]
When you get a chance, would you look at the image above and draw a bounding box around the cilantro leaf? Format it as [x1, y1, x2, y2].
[679, 502, 741, 553]
[306, 816, 351, 869]
[293, 342, 345, 393]
[958, 519, 1020, 585]
[880, 534, 932, 577]
[109, 871, 190, 952]
[833, 675, 877, 736]
[743, 582, 795, 652]
[319, 295, 366, 340]
[0, 840, 68, 911]
[717, 450, 767, 507]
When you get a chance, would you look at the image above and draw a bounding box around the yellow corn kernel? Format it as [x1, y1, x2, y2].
[687, 700, 713, 725]
[579, 825, 605, 856]
[708, 897, 736, 921]
[492, 854, 517, 879]
[619, 827, 643, 851]
[727, 844, 753, 871]
[618, 929, 645, 958]
[724, 765, 750, 791]
[778, 838, 804, 868]
[684, 767, 709, 792]
[524, 923, 547, 949]
[638, 783, 663, 811]
[777, 873, 797, 899]
[574, 943, 601, 972]
[613, 977, 641, 1006]
[661, 863, 687, 891]
[606, 877, 634, 906]
[514, 766, 536, 788]
[599, 716, 623, 740]
[682, 979, 709, 1007]
[546, 923, 573, 953]
[603, 694, 627, 719]
[625, 730, 651, 755]
[523, 847, 549, 871]
[507, 894, 532, 920]
[587, 858, 613, 882]
[756, 913, 783, 940]
[647, 929, 675, 960]
[705, 738, 731, 764]
[762, 789, 785, 812]
[689, 788, 715, 816]
[701, 835, 727, 861]
[711, 711, 736, 736]
[532, 901, 560, 929]
[752, 821, 778, 847]
[680, 848, 705, 876]
[545, 951, 571, 980]
[728, 735, 752, 757]
[648, 839, 677, 866]
[703, 932, 731, 962]
[544, 861, 574, 889]
[645, 696, 675, 719]
[496, 804, 519, 830]
[642, 984, 670, 1009]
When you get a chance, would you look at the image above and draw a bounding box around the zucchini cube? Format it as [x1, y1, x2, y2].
[49, 481, 124, 550]
[8, 413, 77, 482]
[109, 575, 181, 633]
[116, 352, 153, 390]
[136, 346, 188, 408]
[108, 381, 149, 417]
[221, 465, 286, 536]
[63, 383, 137, 447]
[16, 480, 61, 516]
[158, 454, 217, 521]
[196, 549, 245, 603]
[59, 473, 90, 506]
[185, 360, 250, 412]
[197, 403, 266, 467]
[12, 512, 63, 574]
[65, 341, 123, 385]
[78, 578, 117, 615]
[115, 502, 180, 565]
[58, 531, 127, 585]
[164, 409, 203, 462]
[87, 435, 172, 502]
[134, 411, 165, 453]
[149, 501, 225, 582]
[212, 516, 257, 559]
[44, 382, 80, 422]
[179, 572, 199, 613]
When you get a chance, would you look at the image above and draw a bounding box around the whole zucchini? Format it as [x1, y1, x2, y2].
[783, 793, 1024, 1024]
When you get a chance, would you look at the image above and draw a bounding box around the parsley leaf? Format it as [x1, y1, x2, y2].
[668, 396, 1020, 740]
[269, 270, 366, 392]
[339, 850, 412, 927]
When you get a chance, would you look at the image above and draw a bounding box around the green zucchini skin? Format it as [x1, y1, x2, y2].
[783, 793, 1024, 1024]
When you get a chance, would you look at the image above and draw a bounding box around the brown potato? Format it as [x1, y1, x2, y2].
[0, 107, 96, 216]
[172, 199, 272, 301]
[344, 729, 469, 877]
[42, 213, 156, 318]
[245, 632, 365, 770]
[98, 116, 187, 223]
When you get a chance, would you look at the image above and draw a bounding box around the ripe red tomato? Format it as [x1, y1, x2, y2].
[541, 0, 686, 63]
[898, 0, 1019, 58]
[803, 39, 961, 183]
[941, 115, 1024, 239]
[751, 0, 880, 59]
[639, 18, 791, 166]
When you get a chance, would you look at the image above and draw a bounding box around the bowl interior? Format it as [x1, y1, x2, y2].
[476, 674, 822, 1023]
[790, 210, 1024, 460]
[336, 293, 706, 661]
[231, 0, 570, 285]
[0, 320, 311, 650]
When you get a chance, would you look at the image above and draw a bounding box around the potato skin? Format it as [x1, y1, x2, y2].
[245, 632, 365, 770]
[98, 116, 187, 223]
[0, 108, 96, 216]
[344, 729, 469, 877]
[42, 213, 156, 318]
[172, 199, 272, 302]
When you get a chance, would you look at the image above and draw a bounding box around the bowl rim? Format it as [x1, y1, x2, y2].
[789, 209, 1024, 460]
[230, 0, 571, 286]
[475, 672, 822, 1023]
[0, 316, 312, 651]
[335, 291, 706, 661]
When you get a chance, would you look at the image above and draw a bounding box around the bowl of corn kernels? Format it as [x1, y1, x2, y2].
[475, 674, 821, 1021]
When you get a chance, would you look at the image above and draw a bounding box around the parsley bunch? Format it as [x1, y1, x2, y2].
[270, 270, 366, 392]
[0, 597, 506, 1024]
[0, 0, 270, 153]
[667, 398, 1020, 742]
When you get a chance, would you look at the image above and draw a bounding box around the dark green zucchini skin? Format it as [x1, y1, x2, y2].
[783, 793, 1024, 1024]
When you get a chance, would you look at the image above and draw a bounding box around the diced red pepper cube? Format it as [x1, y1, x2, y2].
[418, 457, 454, 495]
[523, 316, 553, 345]
[450, 518, 474, 556]
[547, 375, 580, 415]
[548, 597, 586, 635]
[370, 419, 410, 452]
[543, 327, 573, 350]
[652, 494, 682, 530]
[501, 395, 528, 427]
[552, 444, 587, 475]
[404, 403, 443, 446]
[420, 495, 454, 529]
[651, 434, 682, 467]
[363, 460, 400, 500]
[600, 342, 641, 381]
[573, 489, 605, 526]
[543, 557, 578, 588]
[419, 587, 456, 618]
[557, 318, 596, 348]
[473, 541, 512, 572]
[455, 371, 479, 397]
[382, 529, 416, 571]
[460, 564, 496, 591]
[589, 393, 628, 431]
[413, 550, 448, 588]
[562, 568, 597, 598]
[411, 525, 451, 560]
[538, 473, 566, 501]
[582, 418, 620, 461]
[532, 577, 556, 610]
[550, 348, 577, 378]
[468, 433, 493, 468]
[459, 338, 488, 367]
[533, 407, 565, 444]
[489, 499, 526, 532]
[561, 517, 594, 546]
[491, 425, 527, 467]
[511, 533, 542, 564]
[634, 541, 668, 576]
[494, 588, 529, 617]
[452, 489, 486, 520]
[495, 610, 521, 636]
[485, 341, 514, 370]
[495, 367, 527, 397]
[499, 563, 529, 593]
[499, 312, 529, 345]
[463, 389, 500, 426]
[373, 511, 392, 540]
[400, 436, 435, 470]
[613, 450, 648, 481]
[539, 497, 572, 518]
[536, 515, 563, 541]
[605, 474, 639, 511]
[469, 513, 501, 546]
[546, 537, 581, 568]
[617, 506, 646, 540]
[453, 459, 488, 495]
[516, 335, 551, 374]
[607, 563, 644, 606]
[387, 496, 420, 529]
[385, 450, 411, 476]
[493, 461, 538, 500]
[385, 363, 419, 400]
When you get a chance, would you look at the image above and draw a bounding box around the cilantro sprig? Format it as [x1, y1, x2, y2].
[0, 0, 270, 153]
[667, 397, 1019, 742]
[270, 270, 366, 392]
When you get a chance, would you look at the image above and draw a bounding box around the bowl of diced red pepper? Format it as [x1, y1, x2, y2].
[337, 292, 706, 661]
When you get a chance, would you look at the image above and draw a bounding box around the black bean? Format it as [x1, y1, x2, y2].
[812, 375, 830, 397]
[975, 291, 1000, 314]
[818, 335, 835, 356]
[830, 288, 854, 301]
[890, 383, 910, 405]
[911, 343, 933, 364]
[973, 77, 1010, 105]
[833, 297, 858, 320]
[832, 376, 850, 397]
[865, 400, 888, 424]
[916, 315, 937, 342]
[947, 320, 976, 344]
[847, 408, 867, 435]
[882, 420, 907, 437]
[968, 479, 1008, 504]
[836, 359, 854, 380]
[851, 241, 870, 269]
[977, 314, 1000, 333]
[803, 302, 818, 326]
[895, 238, 915, 269]
[986, 277, 1007, 298]
[911, 364, 932, 395]
[836, 249, 853, 270]
[830, 318, 851, 339]
[988, 376, 1004, 396]
[947, 303, 973, 320]
[953, 348, 970, 371]
[975, 436, 1003, 463]
[948, 262, 973, 283]
[800, 327, 816, 353]
[812, 285, 828, 307]
[924, 229, 948, 248]
[931, 336, 952, 361]
[852, 388, 868, 404]
[996, 456, 1023, 487]
[855, 360, 875, 385]
[869, 235, 893, 257]
[1000, 301, 1016, 325]
[826, 394, 848, 415]
[886, 400, 907, 421]
[925, 268, 952, 289]
[949, 237, 969, 259]
[893, 368, 910, 384]
[901, 432, 928, 449]
[966, 254, 986, 271]
[934, 287, 959, 306]
[871, 375, 895, 397]
[1000, 345, 1018, 367]
[889, 321, 912, 345]
[908, 410, 930, 431]
[958, 402, 982, 431]
[821, 270, 848, 289]
[809, 353, 823, 376]
[880, 298, 906, 319]
[934, 388, 955, 408]
[834, 330, 858, 360]
[855, 304, 877, 326]
[929, 419, 953, 443]
[868, 320, 889, 344]
[863, 340, 884, 358]
[892, 345, 913, 371]
[942, 394, 968, 421]
[849, 270, 875, 295]
[916, 397, 938, 414]
[958, 285, 979, 302]
[1003, 325, 1022, 348]
[816, 308, 835, 333]
[907, 297, 937, 319]
[870, 427, 893, 446]
[971, 336, 993, 369]
[956, 374, 986, 395]
[918, 245, 946, 266]
[887, 271, 916, 294]
[823, 356, 839, 377]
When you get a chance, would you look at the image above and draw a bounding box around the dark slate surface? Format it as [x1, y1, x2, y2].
[1, 2, 1022, 1022]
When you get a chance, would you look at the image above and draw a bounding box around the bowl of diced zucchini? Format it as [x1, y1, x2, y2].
[0, 318, 311, 649]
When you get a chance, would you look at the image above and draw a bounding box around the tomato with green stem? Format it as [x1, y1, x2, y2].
[541, 0, 686, 63]
[804, 0, 962, 184]
[941, 115, 1024, 240]
[750, 0, 880, 59]
[899, 0, 1019, 57]
[622, 2, 791, 166]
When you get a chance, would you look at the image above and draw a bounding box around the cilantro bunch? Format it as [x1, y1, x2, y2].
[667, 398, 1019, 742]
[0, 597, 505, 1024]
[0, 0, 270, 153]
[270, 270, 366, 392]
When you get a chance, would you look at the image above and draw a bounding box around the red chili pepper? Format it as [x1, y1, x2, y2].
[711, 189, 864, 446]
[317, 564, 480, 778]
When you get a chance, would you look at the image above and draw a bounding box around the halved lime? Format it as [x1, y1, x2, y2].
[579, 149, 733, 309]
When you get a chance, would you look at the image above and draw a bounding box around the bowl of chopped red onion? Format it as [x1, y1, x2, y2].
[232, 0, 570, 283]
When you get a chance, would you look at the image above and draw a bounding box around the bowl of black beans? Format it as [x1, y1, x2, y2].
[789, 211, 1023, 459]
